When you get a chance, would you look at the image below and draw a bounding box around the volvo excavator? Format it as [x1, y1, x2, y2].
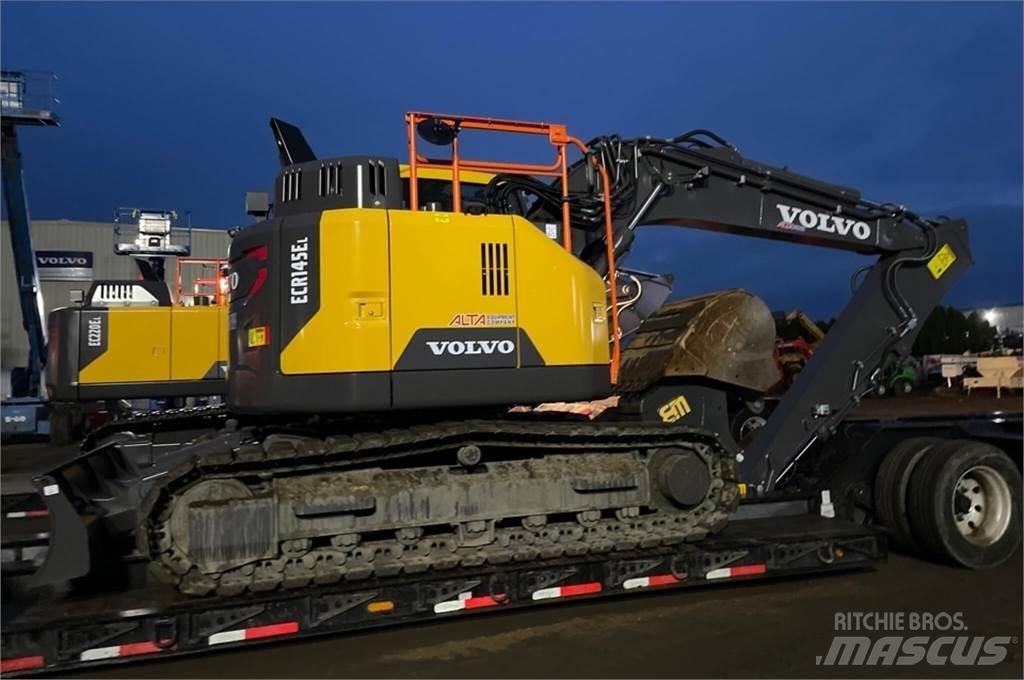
[21, 112, 973, 601]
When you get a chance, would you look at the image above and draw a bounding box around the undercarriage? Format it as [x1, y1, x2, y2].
[138, 419, 738, 597]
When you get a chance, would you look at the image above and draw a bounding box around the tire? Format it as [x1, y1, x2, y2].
[907, 440, 1022, 568]
[893, 378, 914, 396]
[874, 437, 941, 552]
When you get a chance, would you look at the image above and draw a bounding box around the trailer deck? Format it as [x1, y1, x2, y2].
[0, 514, 882, 676]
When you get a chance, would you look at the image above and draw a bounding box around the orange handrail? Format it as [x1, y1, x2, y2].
[405, 111, 621, 384]
[405, 112, 576, 250]
[174, 257, 227, 306]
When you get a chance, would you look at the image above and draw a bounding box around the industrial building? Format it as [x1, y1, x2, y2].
[1, 218, 230, 396]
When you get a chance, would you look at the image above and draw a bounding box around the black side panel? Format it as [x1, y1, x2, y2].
[228, 218, 278, 412]
[234, 366, 607, 415]
[395, 328, 519, 370]
[518, 329, 546, 367]
[394, 328, 546, 371]
[278, 213, 321, 350]
[78, 310, 108, 372]
[45, 307, 82, 402]
[393, 365, 610, 410]
[632, 382, 739, 452]
[230, 372, 391, 414]
[77, 380, 225, 400]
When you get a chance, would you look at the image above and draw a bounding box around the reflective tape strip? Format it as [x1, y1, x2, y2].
[433, 591, 506, 614]
[705, 563, 767, 580]
[4, 510, 48, 519]
[79, 641, 167, 661]
[0, 656, 45, 672]
[531, 581, 602, 601]
[207, 621, 299, 646]
[622, 573, 682, 590]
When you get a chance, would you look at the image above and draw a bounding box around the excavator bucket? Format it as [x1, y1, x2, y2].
[616, 289, 779, 395]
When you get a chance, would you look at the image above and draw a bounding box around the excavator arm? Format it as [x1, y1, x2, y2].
[514, 131, 972, 492]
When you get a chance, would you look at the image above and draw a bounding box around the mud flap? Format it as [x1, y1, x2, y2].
[27, 475, 91, 587]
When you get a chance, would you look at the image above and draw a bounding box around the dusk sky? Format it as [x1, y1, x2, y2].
[3, 1, 1021, 318]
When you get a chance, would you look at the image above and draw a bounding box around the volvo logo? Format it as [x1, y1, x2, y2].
[775, 204, 872, 241]
[37, 255, 89, 266]
[426, 339, 515, 356]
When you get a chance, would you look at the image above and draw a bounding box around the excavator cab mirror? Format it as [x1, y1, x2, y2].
[417, 117, 459, 146]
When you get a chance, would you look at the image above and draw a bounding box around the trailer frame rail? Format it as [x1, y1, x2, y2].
[1, 515, 883, 676]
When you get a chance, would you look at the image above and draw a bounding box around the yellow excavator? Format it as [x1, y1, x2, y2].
[45, 256, 228, 442]
[28, 112, 975, 597]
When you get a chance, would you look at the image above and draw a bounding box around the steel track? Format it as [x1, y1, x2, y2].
[138, 419, 739, 597]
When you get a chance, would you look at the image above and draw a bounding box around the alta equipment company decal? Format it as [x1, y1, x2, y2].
[449, 313, 515, 327]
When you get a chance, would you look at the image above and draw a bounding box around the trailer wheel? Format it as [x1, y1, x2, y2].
[873, 437, 941, 551]
[908, 440, 1022, 569]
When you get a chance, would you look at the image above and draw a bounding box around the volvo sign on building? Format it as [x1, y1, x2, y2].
[35, 250, 93, 281]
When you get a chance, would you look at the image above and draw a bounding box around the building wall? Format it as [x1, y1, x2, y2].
[1, 219, 230, 385]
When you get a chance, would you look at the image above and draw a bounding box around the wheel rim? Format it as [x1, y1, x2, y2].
[952, 465, 1013, 546]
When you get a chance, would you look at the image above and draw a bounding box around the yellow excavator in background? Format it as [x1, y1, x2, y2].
[45, 255, 228, 442]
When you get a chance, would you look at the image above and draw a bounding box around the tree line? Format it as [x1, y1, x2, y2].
[814, 308, 1021, 355]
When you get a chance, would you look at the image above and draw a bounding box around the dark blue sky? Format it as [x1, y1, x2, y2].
[4, 1, 1021, 317]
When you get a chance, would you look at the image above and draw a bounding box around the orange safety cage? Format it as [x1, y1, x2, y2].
[173, 257, 228, 307]
[404, 112, 621, 383]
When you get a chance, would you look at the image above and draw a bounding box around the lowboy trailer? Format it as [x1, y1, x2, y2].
[1, 407, 1018, 676]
